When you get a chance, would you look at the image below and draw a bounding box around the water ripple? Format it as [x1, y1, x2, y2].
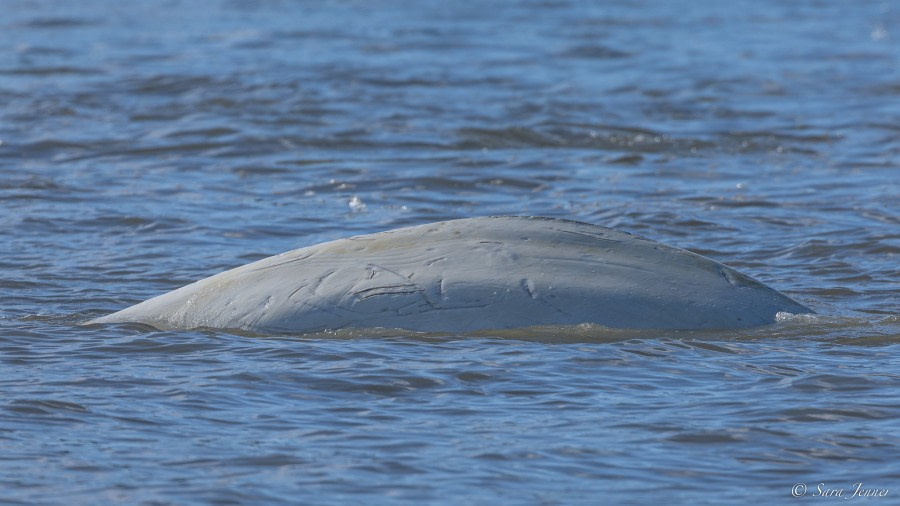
[1, 0, 898, 503]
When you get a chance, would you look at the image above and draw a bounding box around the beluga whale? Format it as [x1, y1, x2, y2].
[88, 216, 811, 334]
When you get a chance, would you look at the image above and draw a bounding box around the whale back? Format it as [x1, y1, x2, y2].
[89, 216, 811, 333]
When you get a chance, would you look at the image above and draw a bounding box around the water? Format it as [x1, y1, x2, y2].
[2, 0, 898, 503]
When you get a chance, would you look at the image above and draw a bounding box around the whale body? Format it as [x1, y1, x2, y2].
[88, 216, 811, 333]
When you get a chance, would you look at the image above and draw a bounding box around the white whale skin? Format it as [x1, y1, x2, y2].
[88, 216, 812, 333]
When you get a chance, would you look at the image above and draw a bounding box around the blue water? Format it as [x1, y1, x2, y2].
[2, 0, 898, 503]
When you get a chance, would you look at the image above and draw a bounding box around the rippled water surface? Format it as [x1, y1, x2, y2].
[2, 0, 899, 503]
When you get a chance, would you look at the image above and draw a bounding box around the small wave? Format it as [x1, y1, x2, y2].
[21, 17, 98, 28]
[0, 66, 102, 76]
[775, 311, 821, 324]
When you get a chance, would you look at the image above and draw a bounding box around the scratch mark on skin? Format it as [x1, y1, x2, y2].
[288, 283, 310, 300]
[719, 267, 761, 288]
[369, 264, 424, 288]
[425, 257, 447, 266]
[249, 251, 315, 272]
[534, 288, 570, 317]
[436, 300, 493, 310]
[420, 295, 437, 310]
[354, 285, 424, 300]
[362, 263, 438, 307]
[555, 228, 622, 244]
[521, 278, 536, 298]
[544, 300, 570, 317]
[394, 299, 433, 315]
[312, 270, 337, 296]
[719, 268, 732, 284]
[295, 300, 355, 330]
[251, 296, 272, 326]
[537, 255, 652, 274]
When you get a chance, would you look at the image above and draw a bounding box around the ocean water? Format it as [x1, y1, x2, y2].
[2, 0, 898, 503]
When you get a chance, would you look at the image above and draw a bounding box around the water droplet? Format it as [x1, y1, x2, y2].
[348, 195, 366, 211]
